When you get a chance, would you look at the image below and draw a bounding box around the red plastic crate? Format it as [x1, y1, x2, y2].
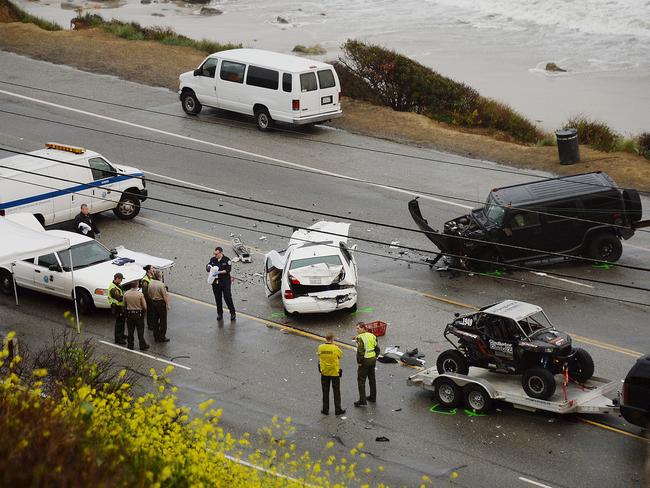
[364, 321, 387, 337]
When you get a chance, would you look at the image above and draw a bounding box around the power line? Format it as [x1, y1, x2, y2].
[2, 161, 650, 303]
[2, 145, 649, 274]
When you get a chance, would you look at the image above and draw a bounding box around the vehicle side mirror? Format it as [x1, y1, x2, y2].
[193, 68, 201, 76]
[49, 264, 62, 272]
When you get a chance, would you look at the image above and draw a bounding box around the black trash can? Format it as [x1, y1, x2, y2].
[556, 128, 580, 165]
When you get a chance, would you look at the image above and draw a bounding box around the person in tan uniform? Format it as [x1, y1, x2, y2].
[148, 271, 170, 343]
[123, 281, 149, 351]
[141, 265, 156, 330]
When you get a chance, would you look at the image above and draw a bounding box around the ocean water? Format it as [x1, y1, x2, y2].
[11, 0, 650, 134]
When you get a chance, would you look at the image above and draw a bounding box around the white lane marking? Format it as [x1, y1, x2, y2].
[529, 271, 594, 288]
[222, 454, 316, 487]
[0, 88, 471, 209]
[98, 339, 192, 370]
[145, 170, 228, 194]
[518, 477, 555, 488]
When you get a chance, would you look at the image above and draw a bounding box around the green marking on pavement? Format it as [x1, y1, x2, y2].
[430, 404, 457, 415]
[270, 311, 287, 319]
[480, 268, 505, 277]
[592, 262, 613, 270]
[463, 409, 486, 417]
[350, 307, 375, 316]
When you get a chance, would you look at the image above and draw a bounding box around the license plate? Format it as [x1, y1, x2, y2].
[310, 278, 322, 284]
[321, 96, 332, 105]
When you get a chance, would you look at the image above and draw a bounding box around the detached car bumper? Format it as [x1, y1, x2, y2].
[291, 110, 342, 125]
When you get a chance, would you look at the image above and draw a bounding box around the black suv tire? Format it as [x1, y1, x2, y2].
[586, 233, 622, 262]
[436, 349, 470, 375]
[433, 377, 461, 408]
[522, 368, 556, 400]
[569, 348, 595, 383]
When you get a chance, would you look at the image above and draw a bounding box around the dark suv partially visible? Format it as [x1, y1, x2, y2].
[409, 172, 646, 270]
[621, 355, 650, 428]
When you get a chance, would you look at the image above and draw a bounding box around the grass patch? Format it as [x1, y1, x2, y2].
[292, 44, 326, 55]
[72, 13, 240, 53]
[536, 134, 557, 147]
[0, 0, 61, 30]
[564, 115, 619, 152]
[638, 133, 650, 159]
[335, 39, 542, 143]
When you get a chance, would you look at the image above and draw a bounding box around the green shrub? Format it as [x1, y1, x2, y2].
[1, 0, 61, 30]
[638, 133, 650, 159]
[564, 115, 619, 152]
[336, 39, 541, 143]
[292, 44, 327, 55]
[614, 138, 638, 154]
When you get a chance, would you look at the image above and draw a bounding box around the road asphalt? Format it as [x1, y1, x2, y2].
[0, 51, 648, 487]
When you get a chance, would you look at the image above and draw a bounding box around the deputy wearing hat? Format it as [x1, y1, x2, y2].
[141, 265, 156, 330]
[108, 273, 126, 345]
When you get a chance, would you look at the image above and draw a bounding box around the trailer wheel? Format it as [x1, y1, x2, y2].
[433, 377, 461, 408]
[522, 368, 556, 400]
[568, 348, 595, 383]
[436, 349, 469, 375]
[463, 384, 493, 413]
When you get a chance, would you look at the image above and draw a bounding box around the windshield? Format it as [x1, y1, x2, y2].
[518, 312, 552, 336]
[289, 255, 342, 270]
[58, 241, 112, 271]
[484, 194, 506, 226]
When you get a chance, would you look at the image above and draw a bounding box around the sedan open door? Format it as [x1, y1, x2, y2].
[263, 250, 284, 297]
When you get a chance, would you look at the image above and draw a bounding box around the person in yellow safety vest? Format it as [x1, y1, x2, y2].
[354, 322, 380, 407]
[317, 332, 346, 416]
[108, 273, 126, 345]
[141, 265, 156, 331]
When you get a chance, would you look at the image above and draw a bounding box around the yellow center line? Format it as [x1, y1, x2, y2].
[579, 418, 648, 442]
[140, 217, 641, 359]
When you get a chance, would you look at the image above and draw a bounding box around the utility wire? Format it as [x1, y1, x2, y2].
[2, 163, 650, 302]
[2, 145, 650, 274]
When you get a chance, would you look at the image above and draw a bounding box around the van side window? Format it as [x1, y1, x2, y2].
[300, 72, 317, 92]
[282, 73, 292, 92]
[246, 65, 279, 90]
[545, 202, 579, 222]
[220, 61, 246, 84]
[88, 158, 116, 181]
[317, 69, 335, 89]
[199, 58, 218, 78]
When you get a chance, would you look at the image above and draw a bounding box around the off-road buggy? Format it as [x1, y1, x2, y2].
[436, 300, 594, 400]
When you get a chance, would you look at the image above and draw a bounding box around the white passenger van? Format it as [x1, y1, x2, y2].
[0, 143, 148, 226]
[178, 48, 342, 130]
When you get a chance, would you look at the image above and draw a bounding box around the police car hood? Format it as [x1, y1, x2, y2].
[72, 260, 144, 286]
[528, 329, 571, 349]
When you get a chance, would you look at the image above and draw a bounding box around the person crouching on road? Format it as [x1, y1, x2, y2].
[73, 203, 100, 239]
[123, 281, 149, 351]
[108, 273, 126, 345]
[148, 270, 170, 343]
[206, 246, 236, 321]
[141, 265, 156, 330]
[354, 322, 379, 408]
[317, 332, 346, 416]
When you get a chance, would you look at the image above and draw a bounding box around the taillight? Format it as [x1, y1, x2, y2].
[289, 274, 300, 285]
[292, 99, 300, 111]
[284, 290, 294, 299]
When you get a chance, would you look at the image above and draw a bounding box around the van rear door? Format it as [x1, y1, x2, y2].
[298, 71, 320, 119]
[316, 68, 338, 114]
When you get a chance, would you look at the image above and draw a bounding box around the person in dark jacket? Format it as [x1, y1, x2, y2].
[206, 246, 236, 321]
[73, 203, 100, 239]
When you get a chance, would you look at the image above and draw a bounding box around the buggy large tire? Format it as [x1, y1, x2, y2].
[622, 189, 642, 223]
[436, 349, 469, 375]
[569, 348, 595, 383]
[463, 384, 493, 413]
[586, 233, 622, 262]
[433, 377, 462, 408]
[522, 368, 556, 400]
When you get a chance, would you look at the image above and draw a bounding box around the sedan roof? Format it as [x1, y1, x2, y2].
[482, 300, 543, 321]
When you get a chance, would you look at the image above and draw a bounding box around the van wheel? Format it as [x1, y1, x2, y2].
[181, 91, 202, 115]
[0, 269, 15, 295]
[113, 195, 141, 220]
[255, 108, 273, 131]
[75, 288, 95, 315]
[586, 233, 622, 262]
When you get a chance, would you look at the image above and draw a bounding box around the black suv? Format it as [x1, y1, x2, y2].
[437, 300, 594, 400]
[621, 355, 650, 428]
[409, 172, 645, 270]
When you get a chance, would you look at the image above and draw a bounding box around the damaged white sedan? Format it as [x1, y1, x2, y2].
[264, 221, 358, 314]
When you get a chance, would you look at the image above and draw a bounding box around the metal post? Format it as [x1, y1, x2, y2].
[11, 262, 18, 306]
[69, 249, 80, 334]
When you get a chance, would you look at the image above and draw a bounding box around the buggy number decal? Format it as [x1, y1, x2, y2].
[460, 317, 473, 327]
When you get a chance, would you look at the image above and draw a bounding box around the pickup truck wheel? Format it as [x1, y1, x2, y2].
[0, 269, 14, 295]
[113, 195, 140, 220]
[181, 91, 202, 115]
[436, 349, 470, 375]
[75, 288, 95, 315]
[463, 384, 493, 413]
[568, 348, 595, 383]
[522, 367, 556, 400]
[255, 108, 273, 131]
[433, 377, 461, 408]
[586, 233, 622, 262]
